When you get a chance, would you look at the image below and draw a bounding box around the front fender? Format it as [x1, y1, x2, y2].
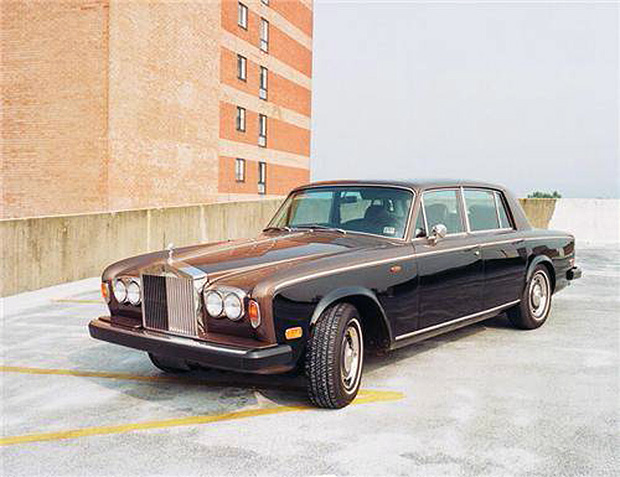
[309, 286, 393, 343]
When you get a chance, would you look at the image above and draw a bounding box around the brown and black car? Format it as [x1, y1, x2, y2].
[89, 180, 582, 408]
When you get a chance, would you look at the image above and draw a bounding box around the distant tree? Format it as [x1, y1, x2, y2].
[527, 191, 562, 199]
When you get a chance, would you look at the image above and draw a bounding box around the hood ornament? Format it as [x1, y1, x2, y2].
[166, 242, 175, 264]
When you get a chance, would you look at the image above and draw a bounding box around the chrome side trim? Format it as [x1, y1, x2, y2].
[273, 236, 569, 292]
[394, 299, 520, 341]
[273, 252, 417, 292]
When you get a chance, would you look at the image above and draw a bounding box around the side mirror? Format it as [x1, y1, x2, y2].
[428, 223, 447, 245]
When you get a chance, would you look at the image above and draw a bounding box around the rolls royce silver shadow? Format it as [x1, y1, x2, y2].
[89, 180, 582, 408]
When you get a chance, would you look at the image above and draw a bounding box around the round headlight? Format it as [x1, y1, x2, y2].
[204, 290, 224, 317]
[223, 292, 243, 321]
[113, 279, 127, 303]
[126, 279, 141, 306]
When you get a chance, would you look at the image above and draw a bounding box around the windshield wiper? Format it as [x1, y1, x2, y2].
[295, 224, 347, 235]
[262, 226, 293, 233]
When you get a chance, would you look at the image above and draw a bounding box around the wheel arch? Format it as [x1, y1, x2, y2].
[310, 287, 393, 349]
[527, 254, 556, 292]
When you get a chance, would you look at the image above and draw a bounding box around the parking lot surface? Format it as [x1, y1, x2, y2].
[1, 246, 618, 476]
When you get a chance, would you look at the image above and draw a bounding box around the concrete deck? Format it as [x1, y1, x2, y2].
[1, 246, 618, 476]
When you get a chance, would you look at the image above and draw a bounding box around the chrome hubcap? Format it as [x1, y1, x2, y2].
[341, 319, 363, 393]
[529, 271, 550, 319]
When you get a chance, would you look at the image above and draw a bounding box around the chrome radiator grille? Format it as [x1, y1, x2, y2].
[142, 274, 198, 336]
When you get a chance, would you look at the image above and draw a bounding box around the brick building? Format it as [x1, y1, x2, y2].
[1, 0, 312, 218]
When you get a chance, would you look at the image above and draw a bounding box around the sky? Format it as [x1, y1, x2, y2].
[310, 1, 619, 198]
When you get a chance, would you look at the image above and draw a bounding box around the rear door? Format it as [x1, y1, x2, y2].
[413, 188, 484, 330]
[462, 188, 527, 309]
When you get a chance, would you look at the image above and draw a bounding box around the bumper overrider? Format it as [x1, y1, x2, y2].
[567, 266, 582, 281]
[88, 318, 294, 374]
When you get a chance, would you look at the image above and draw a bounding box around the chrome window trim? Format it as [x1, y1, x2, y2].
[468, 227, 515, 235]
[493, 191, 503, 227]
[421, 187, 467, 236]
[461, 186, 516, 233]
[395, 299, 520, 341]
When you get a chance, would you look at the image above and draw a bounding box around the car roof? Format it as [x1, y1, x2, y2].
[293, 179, 508, 193]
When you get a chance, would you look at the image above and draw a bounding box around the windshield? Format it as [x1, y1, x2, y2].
[268, 186, 414, 239]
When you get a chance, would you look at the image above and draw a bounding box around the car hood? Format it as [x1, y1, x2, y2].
[102, 231, 388, 284]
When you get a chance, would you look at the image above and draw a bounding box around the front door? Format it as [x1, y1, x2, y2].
[414, 188, 484, 329]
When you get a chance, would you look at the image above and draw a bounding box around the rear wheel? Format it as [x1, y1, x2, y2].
[305, 302, 364, 409]
[148, 353, 191, 373]
[508, 264, 553, 329]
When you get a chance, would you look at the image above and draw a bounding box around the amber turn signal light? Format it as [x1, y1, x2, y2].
[285, 327, 303, 340]
[248, 299, 261, 329]
[101, 282, 110, 303]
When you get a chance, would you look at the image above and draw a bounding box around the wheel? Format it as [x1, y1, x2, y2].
[305, 302, 364, 409]
[508, 264, 553, 329]
[148, 352, 191, 373]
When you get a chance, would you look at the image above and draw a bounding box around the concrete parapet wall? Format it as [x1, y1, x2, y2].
[1, 198, 618, 297]
[1, 199, 283, 297]
[518, 198, 619, 245]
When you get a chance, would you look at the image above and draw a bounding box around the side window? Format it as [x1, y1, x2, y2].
[423, 190, 464, 234]
[464, 189, 500, 231]
[495, 192, 513, 229]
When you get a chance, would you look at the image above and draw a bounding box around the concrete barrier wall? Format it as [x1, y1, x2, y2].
[1, 198, 617, 297]
[518, 198, 619, 245]
[1, 199, 283, 297]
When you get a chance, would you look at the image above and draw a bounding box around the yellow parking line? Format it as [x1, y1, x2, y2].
[51, 298, 102, 304]
[0, 365, 202, 384]
[0, 390, 403, 446]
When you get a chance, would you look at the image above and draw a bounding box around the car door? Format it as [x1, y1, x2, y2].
[462, 188, 527, 309]
[413, 188, 484, 330]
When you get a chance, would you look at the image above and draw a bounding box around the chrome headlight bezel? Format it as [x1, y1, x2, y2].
[223, 292, 244, 321]
[126, 278, 141, 306]
[113, 278, 127, 303]
[203, 290, 224, 318]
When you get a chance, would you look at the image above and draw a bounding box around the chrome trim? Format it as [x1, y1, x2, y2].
[460, 186, 471, 233]
[468, 228, 515, 235]
[395, 299, 520, 341]
[274, 237, 531, 292]
[421, 187, 467, 238]
[140, 267, 199, 337]
[272, 233, 567, 293]
[493, 191, 503, 227]
[273, 252, 417, 292]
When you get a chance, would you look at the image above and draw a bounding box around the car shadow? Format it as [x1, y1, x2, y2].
[70, 314, 515, 412]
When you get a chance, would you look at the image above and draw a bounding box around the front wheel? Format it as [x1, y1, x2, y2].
[305, 302, 364, 409]
[508, 264, 553, 329]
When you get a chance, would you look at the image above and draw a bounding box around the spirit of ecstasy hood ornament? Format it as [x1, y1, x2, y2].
[166, 242, 175, 264]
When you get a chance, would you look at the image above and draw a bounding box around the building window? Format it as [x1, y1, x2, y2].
[235, 158, 246, 182]
[238, 3, 248, 29]
[258, 114, 267, 146]
[259, 67, 268, 100]
[261, 0, 269, 5]
[258, 162, 266, 194]
[237, 54, 247, 81]
[236, 106, 246, 132]
[260, 18, 269, 52]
